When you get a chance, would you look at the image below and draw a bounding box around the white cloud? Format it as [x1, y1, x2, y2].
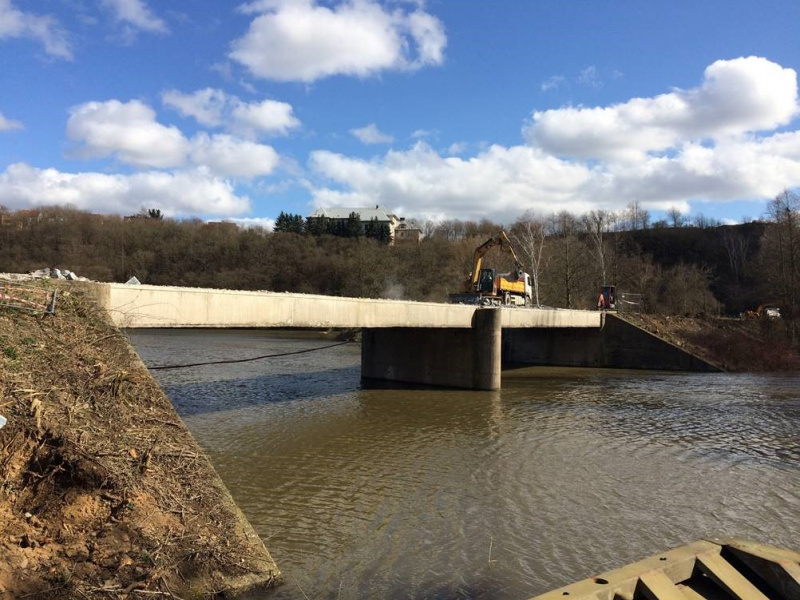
[406, 9, 446, 65]
[67, 100, 190, 168]
[0, 0, 72, 59]
[309, 142, 596, 222]
[525, 56, 799, 160]
[576, 65, 602, 89]
[230, 0, 446, 82]
[0, 163, 250, 217]
[308, 115, 800, 223]
[0, 111, 23, 131]
[190, 133, 280, 178]
[230, 99, 300, 137]
[220, 216, 275, 230]
[162, 88, 228, 127]
[411, 128, 434, 139]
[162, 88, 301, 137]
[66, 99, 283, 178]
[541, 75, 564, 92]
[101, 0, 168, 34]
[350, 123, 394, 144]
[446, 142, 467, 155]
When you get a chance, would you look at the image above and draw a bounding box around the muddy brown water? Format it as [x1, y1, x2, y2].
[128, 329, 800, 600]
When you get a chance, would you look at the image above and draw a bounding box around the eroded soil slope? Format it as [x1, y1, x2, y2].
[0, 284, 280, 599]
[618, 312, 800, 372]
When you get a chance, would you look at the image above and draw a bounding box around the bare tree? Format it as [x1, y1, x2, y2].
[692, 213, 721, 228]
[721, 227, 750, 286]
[626, 201, 650, 230]
[583, 209, 611, 285]
[763, 190, 800, 344]
[667, 206, 686, 228]
[510, 210, 548, 306]
[660, 263, 720, 316]
[547, 211, 585, 308]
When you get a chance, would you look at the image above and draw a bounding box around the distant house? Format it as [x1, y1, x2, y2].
[394, 218, 422, 244]
[204, 221, 239, 232]
[0, 209, 42, 228]
[307, 205, 401, 242]
[0, 209, 102, 229]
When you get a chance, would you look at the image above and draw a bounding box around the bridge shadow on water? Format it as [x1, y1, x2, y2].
[155, 365, 361, 417]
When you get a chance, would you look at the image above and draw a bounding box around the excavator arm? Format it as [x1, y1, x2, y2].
[469, 231, 524, 288]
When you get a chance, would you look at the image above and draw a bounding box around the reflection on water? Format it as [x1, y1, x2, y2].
[129, 329, 800, 600]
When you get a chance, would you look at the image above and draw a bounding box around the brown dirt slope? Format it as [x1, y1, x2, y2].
[617, 312, 800, 372]
[0, 283, 280, 599]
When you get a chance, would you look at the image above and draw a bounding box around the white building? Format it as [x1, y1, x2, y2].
[307, 205, 400, 241]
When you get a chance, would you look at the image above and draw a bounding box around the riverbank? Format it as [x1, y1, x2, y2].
[0, 284, 280, 598]
[617, 312, 800, 372]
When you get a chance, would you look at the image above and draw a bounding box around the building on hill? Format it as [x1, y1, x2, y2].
[1, 209, 105, 228]
[307, 205, 401, 243]
[204, 221, 239, 232]
[0, 209, 43, 228]
[394, 218, 422, 244]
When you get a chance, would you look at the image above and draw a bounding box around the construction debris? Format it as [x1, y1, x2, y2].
[0, 282, 58, 315]
[29, 268, 89, 281]
[0, 269, 89, 282]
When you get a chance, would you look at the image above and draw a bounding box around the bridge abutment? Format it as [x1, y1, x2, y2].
[502, 314, 721, 372]
[361, 308, 502, 390]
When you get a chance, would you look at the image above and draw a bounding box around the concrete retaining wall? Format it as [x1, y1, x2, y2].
[502, 314, 722, 372]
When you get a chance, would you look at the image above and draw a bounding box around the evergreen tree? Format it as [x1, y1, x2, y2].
[345, 212, 362, 238]
[274, 211, 305, 233]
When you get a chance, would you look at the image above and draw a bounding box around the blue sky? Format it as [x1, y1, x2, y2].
[3, 0, 800, 228]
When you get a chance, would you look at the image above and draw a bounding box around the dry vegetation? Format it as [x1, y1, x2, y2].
[0, 283, 279, 599]
[618, 313, 800, 372]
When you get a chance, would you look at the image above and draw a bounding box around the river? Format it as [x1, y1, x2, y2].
[128, 328, 800, 600]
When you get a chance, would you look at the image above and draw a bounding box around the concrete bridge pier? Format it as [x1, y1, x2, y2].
[361, 308, 502, 390]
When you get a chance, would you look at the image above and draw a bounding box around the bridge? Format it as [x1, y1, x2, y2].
[87, 283, 719, 390]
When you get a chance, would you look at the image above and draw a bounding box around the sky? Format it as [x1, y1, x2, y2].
[3, 0, 800, 229]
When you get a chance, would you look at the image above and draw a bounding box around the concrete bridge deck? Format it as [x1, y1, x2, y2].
[91, 282, 602, 329]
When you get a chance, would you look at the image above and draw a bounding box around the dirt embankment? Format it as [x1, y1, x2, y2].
[0, 284, 280, 598]
[617, 312, 800, 372]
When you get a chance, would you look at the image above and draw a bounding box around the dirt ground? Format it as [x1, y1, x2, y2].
[617, 312, 800, 372]
[0, 283, 280, 599]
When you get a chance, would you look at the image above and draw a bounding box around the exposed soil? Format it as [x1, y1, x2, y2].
[0, 283, 280, 599]
[617, 312, 800, 372]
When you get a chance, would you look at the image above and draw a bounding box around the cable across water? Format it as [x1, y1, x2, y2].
[148, 340, 353, 370]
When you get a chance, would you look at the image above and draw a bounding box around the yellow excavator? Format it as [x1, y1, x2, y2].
[449, 231, 533, 306]
[745, 303, 782, 319]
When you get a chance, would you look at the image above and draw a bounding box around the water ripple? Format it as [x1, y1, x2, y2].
[129, 331, 800, 600]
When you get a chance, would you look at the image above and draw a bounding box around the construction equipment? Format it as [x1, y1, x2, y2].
[745, 303, 782, 319]
[597, 285, 616, 310]
[449, 231, 533, 306]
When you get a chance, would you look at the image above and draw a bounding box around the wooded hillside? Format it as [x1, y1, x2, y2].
[1, 193, 797, 346]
